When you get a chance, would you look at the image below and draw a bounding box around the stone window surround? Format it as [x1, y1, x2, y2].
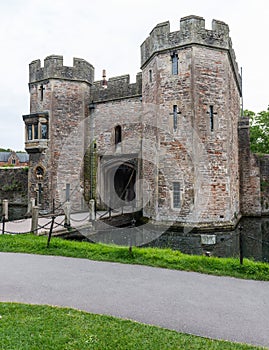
[23, 113, 49, 141]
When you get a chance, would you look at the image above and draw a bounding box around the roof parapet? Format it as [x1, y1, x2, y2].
[29, 55, 94, 84]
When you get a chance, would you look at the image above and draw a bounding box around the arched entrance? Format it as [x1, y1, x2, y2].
[114, 163, 136, 202]
[99, 157, 138, 210]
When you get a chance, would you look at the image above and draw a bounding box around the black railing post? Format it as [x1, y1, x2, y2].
[239, 225, 244, 265]
[2, 216, 5, 235]
[47, 216, 55, 248]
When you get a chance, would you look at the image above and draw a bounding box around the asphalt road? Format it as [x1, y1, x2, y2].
[0, 252, 269, 348]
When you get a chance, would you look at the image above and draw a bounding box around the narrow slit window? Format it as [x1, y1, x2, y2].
[173, 182, 180, 208]
[209, 105, 214, 131]
[149, 69, 152, 83]
[39, 84, 45, 101]
[173, 105, 178, 131]
[171, 52, 178, 75]
[115, 125, 122, 145]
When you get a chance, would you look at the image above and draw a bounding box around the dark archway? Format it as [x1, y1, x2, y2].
[115, 125, 122, 145]
[114, 163, 136, 202]
[99, 157, 139, 210]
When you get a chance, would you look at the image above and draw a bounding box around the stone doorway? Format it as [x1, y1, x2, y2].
[99, 157, 138, 210]
[114, 163, 136, 202]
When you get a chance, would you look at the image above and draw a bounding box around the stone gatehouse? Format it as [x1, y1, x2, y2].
[22, 15, 263, 230]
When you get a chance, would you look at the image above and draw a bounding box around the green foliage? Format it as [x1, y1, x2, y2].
[2, 180, 22, 191]
[0, 303, 261, 350]
[0, 164, 14, 168]
[0, 147, 13, 152]
[248, 107, 269, 154]
[0, 234, 269, 281]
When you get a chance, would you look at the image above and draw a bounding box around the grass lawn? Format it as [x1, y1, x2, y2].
[0, 233, 269, 280]
[0, 302, 265, 350]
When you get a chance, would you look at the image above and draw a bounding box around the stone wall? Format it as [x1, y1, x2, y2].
[0, 168, 28, 205]
[91, 73, 142, 102]
[238, 117, 261, 216]
[90, 96, 143, 209]
[259, 155, 269, 214]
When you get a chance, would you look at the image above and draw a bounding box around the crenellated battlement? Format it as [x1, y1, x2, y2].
[91, 72, 142, 102]
[141, 16, 231, 66]
[141, 15, 241, 93]
[29, 55, 94, 84]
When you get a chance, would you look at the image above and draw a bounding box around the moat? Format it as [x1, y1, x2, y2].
[67, 215, 269, 263]
[1, 204, 269, 263]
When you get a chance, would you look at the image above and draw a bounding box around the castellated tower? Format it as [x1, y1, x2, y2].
[23, 55, 94, 212]
[22, 15, 243, 229]
[140, 15, 242, 228]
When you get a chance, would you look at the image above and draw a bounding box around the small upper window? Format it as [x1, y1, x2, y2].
[27, 125, 32, 140]
[149, 69, 152, 83]
[41, 124, 48, 139]
[171, 52, 178, 75]
[115, 125, 122, 145]
[35, 166, 45, 180]
[34, 124, 39, 139]
[12, 159, 16, 165]
[39, 84, 45, 101]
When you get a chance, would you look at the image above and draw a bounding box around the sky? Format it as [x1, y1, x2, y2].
[0, 0, 268, 151]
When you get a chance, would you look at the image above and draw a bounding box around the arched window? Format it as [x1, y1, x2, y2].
[115, 125, 122, 145]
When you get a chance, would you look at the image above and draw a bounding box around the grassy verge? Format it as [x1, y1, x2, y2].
[0, 302, 265, 350]
[0, 234, 269, 280]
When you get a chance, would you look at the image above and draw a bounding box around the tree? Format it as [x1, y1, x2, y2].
[248, 107, 269, 154]
[0, 148, 13, 152]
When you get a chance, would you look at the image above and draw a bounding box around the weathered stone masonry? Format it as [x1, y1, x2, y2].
[22, 15, 266, 229]
[140, 16, 241, 227]
[23, 56, 93, 211]
[0, 168, 28, 205]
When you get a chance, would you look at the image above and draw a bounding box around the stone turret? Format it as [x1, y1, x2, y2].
[24, 55, 94, 213]
[140, 15, 242, 227]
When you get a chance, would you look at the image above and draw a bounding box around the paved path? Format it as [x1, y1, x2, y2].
[3, 209, 132, 235]
[4, 212, 89, 235]
[0, 253, 269, 348]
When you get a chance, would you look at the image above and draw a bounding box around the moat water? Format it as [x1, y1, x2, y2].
[145, 217, 269, 263]
[1, 205, 269, 263]
[80, 216, 269, 263]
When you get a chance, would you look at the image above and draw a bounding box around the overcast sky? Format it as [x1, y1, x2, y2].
[0, 0, 268, 151]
